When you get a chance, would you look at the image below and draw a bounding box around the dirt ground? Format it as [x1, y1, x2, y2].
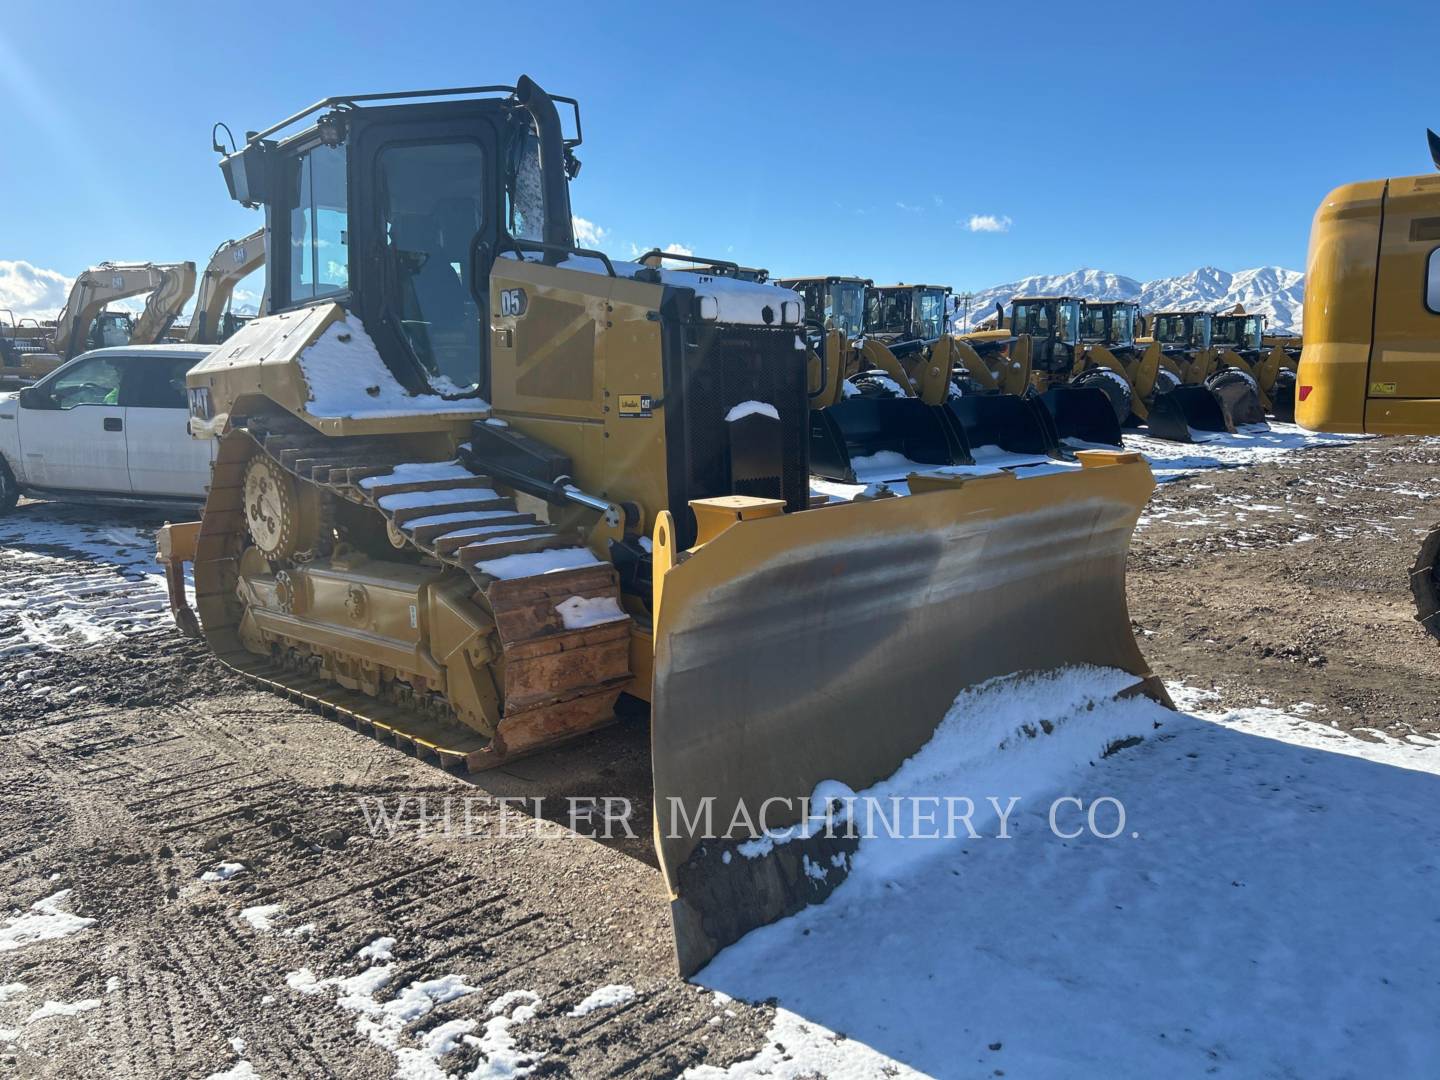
[1, 433, 1438, 1078]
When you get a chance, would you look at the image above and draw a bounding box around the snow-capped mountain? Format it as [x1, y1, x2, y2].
[956, 266, 1304, 333]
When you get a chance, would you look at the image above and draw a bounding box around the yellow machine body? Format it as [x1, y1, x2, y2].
[1297, 173, 1440, 434]
[159, 77, 1167, 977]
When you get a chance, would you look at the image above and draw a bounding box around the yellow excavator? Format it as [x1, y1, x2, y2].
[0, 261, 198, 386]
[185, 228, 266, 344]
[1297, 128, 1440, 635]
[156, 76, 1167, 975]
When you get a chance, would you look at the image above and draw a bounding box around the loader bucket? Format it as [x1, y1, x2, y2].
[1144, 384, 1226, 442]
[945, 392, 1061, 458]
[1268, 369, 1297, 422]
[650, 454, 1167, 975]
[808, 397, 969, 482]
[1038, 384, 1124, 447]
[1207, 369, 1269, 430]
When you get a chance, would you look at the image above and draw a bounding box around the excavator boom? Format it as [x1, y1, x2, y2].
[188, 228, 265, 343]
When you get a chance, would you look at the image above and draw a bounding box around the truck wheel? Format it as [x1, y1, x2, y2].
[0, 458, 18, 513]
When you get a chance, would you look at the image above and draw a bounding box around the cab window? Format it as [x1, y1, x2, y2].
[1427, 248, 1440, 314]
[46, 356, 123, 408]
[288, 143, 349, 303]
[378, 140, 486, 391]
[120, 357, 195, 409]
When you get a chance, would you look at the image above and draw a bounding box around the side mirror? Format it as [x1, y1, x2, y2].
[17, 386, 39, 409]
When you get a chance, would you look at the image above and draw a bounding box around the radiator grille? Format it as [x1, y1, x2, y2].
[666, 323, 809, 549]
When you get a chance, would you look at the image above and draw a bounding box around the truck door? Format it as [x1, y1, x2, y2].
[16, 354, 130, 492]
[120, 355, 214, 498]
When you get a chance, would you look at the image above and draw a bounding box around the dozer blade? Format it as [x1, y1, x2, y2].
[1038, 384, 1124, 447]
[944, 392, 1061, 458]
[650, 454, 1167, 975]
[1144, 384, 1226, 442]
[808, 397, 969, 482]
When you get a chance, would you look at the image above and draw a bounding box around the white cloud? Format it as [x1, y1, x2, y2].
[662, 242, 694, 257]
[572, 216, 606, 247]
[896, 201, 923, 213]
[0, 260, 73, 321]
[965, 214, 1013, 234]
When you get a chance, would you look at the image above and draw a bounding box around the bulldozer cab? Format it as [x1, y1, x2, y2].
[864, 284, 950, 340]
[1150, 311, 1212, 349]
[219, 82, 583, 401]
[776, 275, 869, 339]
[1080, 300, 1138, 349]
[1212, 312, 1265, 352]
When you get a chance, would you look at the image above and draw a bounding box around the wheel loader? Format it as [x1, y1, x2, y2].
[155, 76, 1167, 975]
[777, 276, 1060, 481]
[1211, 309, 1298, 421]
[1297, 127, 1440, 639]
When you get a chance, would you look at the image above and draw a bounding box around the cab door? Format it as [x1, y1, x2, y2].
[120, 355, 215, 498]
[16, 353, 130, 492]
[351, 114, 500, 397]
[1367, 175, 1440, 401]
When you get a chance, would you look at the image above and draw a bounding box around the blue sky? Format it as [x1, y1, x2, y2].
[2, 0, 1438, 312]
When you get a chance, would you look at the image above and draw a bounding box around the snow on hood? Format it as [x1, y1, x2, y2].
[506, 251, 802, 328]
[298, 319, 490, 421]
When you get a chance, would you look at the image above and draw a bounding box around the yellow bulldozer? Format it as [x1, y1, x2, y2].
[1298, 127, 1440, 636]
[157, 76, 1167, 974]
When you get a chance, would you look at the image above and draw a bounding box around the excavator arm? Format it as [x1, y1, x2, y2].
[128, 262, 197, 345]
[187, 229, 265, 343]
[51, 261, 195, 359]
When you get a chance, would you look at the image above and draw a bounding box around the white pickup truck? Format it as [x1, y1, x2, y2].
[0, 344, 216, 513]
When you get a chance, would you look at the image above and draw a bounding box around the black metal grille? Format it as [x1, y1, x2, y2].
[663, 322, 809, 550]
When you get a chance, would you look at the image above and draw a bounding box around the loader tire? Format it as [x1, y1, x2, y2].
[1071, 367, 1133, 424]
[1409, 525, 1440, 643]
[850, 369, 907, 398]
[0, 457, 18, 514]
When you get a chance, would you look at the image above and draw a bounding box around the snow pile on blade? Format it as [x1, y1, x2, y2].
[689, 672, 1440, 1079]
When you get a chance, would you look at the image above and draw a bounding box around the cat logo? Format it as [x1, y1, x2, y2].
[1370, 381, 1397, 395]
[499, 288, 529, 318]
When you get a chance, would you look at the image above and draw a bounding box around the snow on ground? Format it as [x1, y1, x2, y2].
[284, 948, 546, 1079]
[812, 423, 1366, 501]
[1116, 422, 1364, 482]
[568, 984, 637, 1017]
[691, 668, 1440, 1078]
[0, 890, 96, 953]
[0, 509, 190, 658]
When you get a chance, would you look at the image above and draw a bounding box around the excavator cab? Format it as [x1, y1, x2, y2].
[89, 311, 135, 349]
